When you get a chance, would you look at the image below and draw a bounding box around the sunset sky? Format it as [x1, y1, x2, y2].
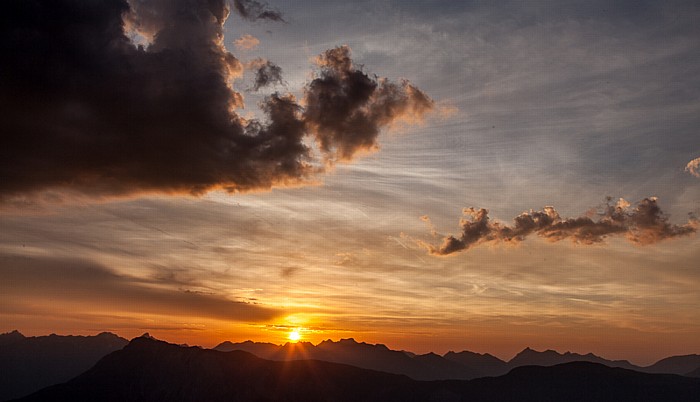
[1, 0, 700, 366]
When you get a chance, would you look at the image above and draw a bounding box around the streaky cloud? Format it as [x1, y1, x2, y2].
[0, 254, 281, 321]
[425, 197, 699, 256]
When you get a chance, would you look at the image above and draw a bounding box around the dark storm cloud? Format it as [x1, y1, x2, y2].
[0, 254, 280, 321]
[0, 1, 431, 199]
[426, 198, 698, 255]
[250, 59, 285, 91]
[304, 46, 434, 162]
[232, 0, 284, 22]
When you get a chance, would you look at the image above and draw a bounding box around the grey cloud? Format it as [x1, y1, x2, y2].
[250, 59, 285, 91]
[426, 197, 698, 255]
[0, 254, 280, 321]
[232, 0, 284, 22]
[304, 46, 434, 163]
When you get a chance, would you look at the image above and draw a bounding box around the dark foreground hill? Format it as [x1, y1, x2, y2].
[16, 336, 700, 402]
[0, 331, 128, 401]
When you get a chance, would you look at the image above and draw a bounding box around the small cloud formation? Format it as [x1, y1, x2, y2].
[234, 34, 260, 50]
[250, 59, 285, 91]
[425, 197, 698, 256]
[685, 157, 700, 178]
[0, 3, 430, 200]
[232, 0, 284, 22]
[304, 46, 434, 163]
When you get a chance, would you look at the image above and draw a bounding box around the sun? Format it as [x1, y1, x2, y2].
[288, 330, 301, 342]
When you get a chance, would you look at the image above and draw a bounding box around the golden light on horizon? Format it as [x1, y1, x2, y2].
[288, 329, 301, 342]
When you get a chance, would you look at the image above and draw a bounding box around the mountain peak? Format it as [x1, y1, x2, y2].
[0, 330, 26, 346]
[0, 329, 25, 338]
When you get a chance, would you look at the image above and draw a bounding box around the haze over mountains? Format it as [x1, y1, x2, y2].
[2, 330, 700, 401]
[13, 336, 700, 402]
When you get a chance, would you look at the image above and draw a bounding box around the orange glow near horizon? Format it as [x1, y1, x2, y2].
[288, 329, 301, 342]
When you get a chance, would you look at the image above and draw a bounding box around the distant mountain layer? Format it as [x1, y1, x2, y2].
[16, 337, 700, 402]
[507, 347, 638, 371]
[215, 338, 485, 380]
[0, 331, 128, 401]
[643, 354, 700, 375]
[214, 338, 649, 379]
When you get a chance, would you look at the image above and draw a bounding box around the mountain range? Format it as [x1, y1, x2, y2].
[13, 336, 700, 402]
[2, 330, 700, 401]
[214, 337, 700, 380]
[0, 331, 128, 401]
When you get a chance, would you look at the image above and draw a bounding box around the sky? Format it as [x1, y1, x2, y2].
[1, 0, 699, 366]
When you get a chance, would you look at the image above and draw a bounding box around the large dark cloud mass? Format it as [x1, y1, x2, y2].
[426, 198, 698, 255]
[0, 0, 432, 198]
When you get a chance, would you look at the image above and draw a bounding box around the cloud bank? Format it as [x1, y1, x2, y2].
[0, 0, 432, 199]
[425, 198, 698, 255]
[0, 254, 280, 322]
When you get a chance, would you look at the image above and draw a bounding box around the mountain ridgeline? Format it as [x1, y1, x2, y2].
[15, 336, 700, 402]
[213, 338, 700, 380]
[0, 331, 128, 401]
[3, 330, 700, 401]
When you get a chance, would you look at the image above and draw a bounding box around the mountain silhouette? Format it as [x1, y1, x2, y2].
[216, 337, 480, 380]
[507, 347, 639, 371]
[215, 339, 652, 380]
[443, 350, 508, 376]
[0, 331, 128, 401]
[15, 336, 700, 402]
[0, 330, 25, 346]
[686, 366, 700, 378]
[642, 354, 700, 375]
